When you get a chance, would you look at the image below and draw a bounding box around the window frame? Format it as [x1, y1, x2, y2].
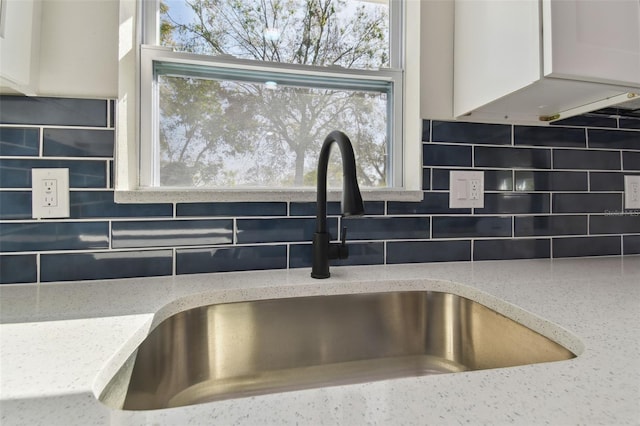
[114, 0, 423, 203]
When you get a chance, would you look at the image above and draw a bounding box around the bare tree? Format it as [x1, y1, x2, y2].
[159, 0, 389, 187]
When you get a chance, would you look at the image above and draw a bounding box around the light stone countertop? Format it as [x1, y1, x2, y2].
[1, 257, 639, 425]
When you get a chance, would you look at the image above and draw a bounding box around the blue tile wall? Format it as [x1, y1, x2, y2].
[1, 159, 107, 188]
[0, 96, 639, 284]
[43, 128, 114, 157]
[514, 126, 586, 148]
[41, 250, 173, 282]
[0, 127, 40, 156]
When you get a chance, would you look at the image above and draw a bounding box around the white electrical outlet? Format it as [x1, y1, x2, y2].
[32, 169, 70, 218]
[449, 171, 484, 208]
[624, 175, 640, 209]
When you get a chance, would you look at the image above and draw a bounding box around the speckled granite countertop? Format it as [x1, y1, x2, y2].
[1, 257, 639, 425]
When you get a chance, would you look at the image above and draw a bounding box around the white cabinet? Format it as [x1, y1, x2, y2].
[454, 0, 640, 124]
[0, 0, 41, 94]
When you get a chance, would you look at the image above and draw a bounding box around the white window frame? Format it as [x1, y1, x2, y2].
[115, 0, 422, 203]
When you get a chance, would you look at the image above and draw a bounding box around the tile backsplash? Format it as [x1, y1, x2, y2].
[1, 95, 639, 284]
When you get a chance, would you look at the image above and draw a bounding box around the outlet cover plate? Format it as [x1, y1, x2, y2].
[624, 175, 640, 209]
[32, 168, 70, 218]
[449, 170, 484, 208]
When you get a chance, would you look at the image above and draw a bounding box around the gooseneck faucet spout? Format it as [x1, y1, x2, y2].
[311, 131, 365, 279]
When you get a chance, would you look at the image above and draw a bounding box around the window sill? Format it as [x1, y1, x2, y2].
[114, 188, 424, 204]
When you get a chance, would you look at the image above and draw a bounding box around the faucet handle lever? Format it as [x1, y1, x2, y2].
[334, 226, 349, 260]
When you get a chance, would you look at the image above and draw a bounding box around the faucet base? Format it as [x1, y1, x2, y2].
[311, 232, 330, 279]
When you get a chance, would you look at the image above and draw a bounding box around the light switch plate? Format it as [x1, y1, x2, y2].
[449, 171, 484, 208]
[624, 175, 640, 209]
[32, 168, 70, 218]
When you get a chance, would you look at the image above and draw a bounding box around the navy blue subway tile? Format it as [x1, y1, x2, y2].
[552, 114, 617, 128]
[474, 239, 550, 261]
[484, 170, 514, 191]
[177, 202, 286, 217]
[0, 254, 37, 284]
[112, 219, 233, 249]
[588, 129, 640, 150]
[553, 236, 621, 258]
[590, 215, 640, 234]
[388, 192, 470, 215]
[432, 216, 511, 238]
[41, 249, 173, 282]
[590, 172, 629, 192]
[0, 222, 109, 252]
[330, 242, 385, 267]
[429, 169, 448, 191]
[475, 146, 551, 169]
[109, 100, 115, 128]
[0, 127, 40, 156]
[423, 144, 472, 167]
[289, 242, 384, 269]
[623, 152, 640, 170]
[236, 217, 337, 244]
[177, 245, 287, 274]
[288, 244, 312, 268]
[432, 169, 513, 191]
[620, 118, 640, 130]
[476, 193, 550, 214]
[70, 191, 172, 218]
[290, 201, 384, 217]
[514, 215, 587, 237]
[514, 126, 585, 148]
[290, 202, 341, 216]
[0, 96, 107, 127]
[422, 168, 431, 190]
[422, 120, 430, 142]
[514, 171, 588, 191]
[387, 240, 471, 264]
[553, 149, 621, 170]
[432, 121, 511, 145]
[341, 217, 430, 240]
[623, 235, 640, 255]
[0, 192, 31, 219]
[43, 128, 114, 157]
[0, 160, 34, 188]
[0, 159, 107, 188]
[552, 193, 622, 214]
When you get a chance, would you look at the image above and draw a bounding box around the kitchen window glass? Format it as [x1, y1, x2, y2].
[139, 0, 405, 189]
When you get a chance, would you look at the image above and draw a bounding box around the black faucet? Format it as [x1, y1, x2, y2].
[311, 131, 365, 279]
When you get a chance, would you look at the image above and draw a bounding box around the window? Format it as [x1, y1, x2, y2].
[115, 0, 422, 202]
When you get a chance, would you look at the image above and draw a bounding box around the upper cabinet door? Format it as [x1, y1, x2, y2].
[543, 0, 640, 86]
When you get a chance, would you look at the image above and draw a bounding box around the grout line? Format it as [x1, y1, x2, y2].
[106, 160, 111, 190]
[0, 124, 112, 131]
[286, 244, 290, 270]
[171, 248, 176, 276]
[36, 253, 41, 283]
[383, 241, 387, 265]
[233, 219, 238, 245]
[585, 128, 589, 148]
[39, 127, 44, 157]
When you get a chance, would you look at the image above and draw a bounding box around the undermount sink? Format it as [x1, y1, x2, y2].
[98, 291, 576, 410]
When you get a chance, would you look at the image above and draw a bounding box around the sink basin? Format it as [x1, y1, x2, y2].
[98, 291, 576, 410]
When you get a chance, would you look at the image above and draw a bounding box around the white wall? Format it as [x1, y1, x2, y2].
[37, 0, 118, 98]
[2, 0, 454, 118]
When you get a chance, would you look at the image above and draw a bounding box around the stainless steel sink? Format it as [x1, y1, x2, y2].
[99, 291, 576, 410]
